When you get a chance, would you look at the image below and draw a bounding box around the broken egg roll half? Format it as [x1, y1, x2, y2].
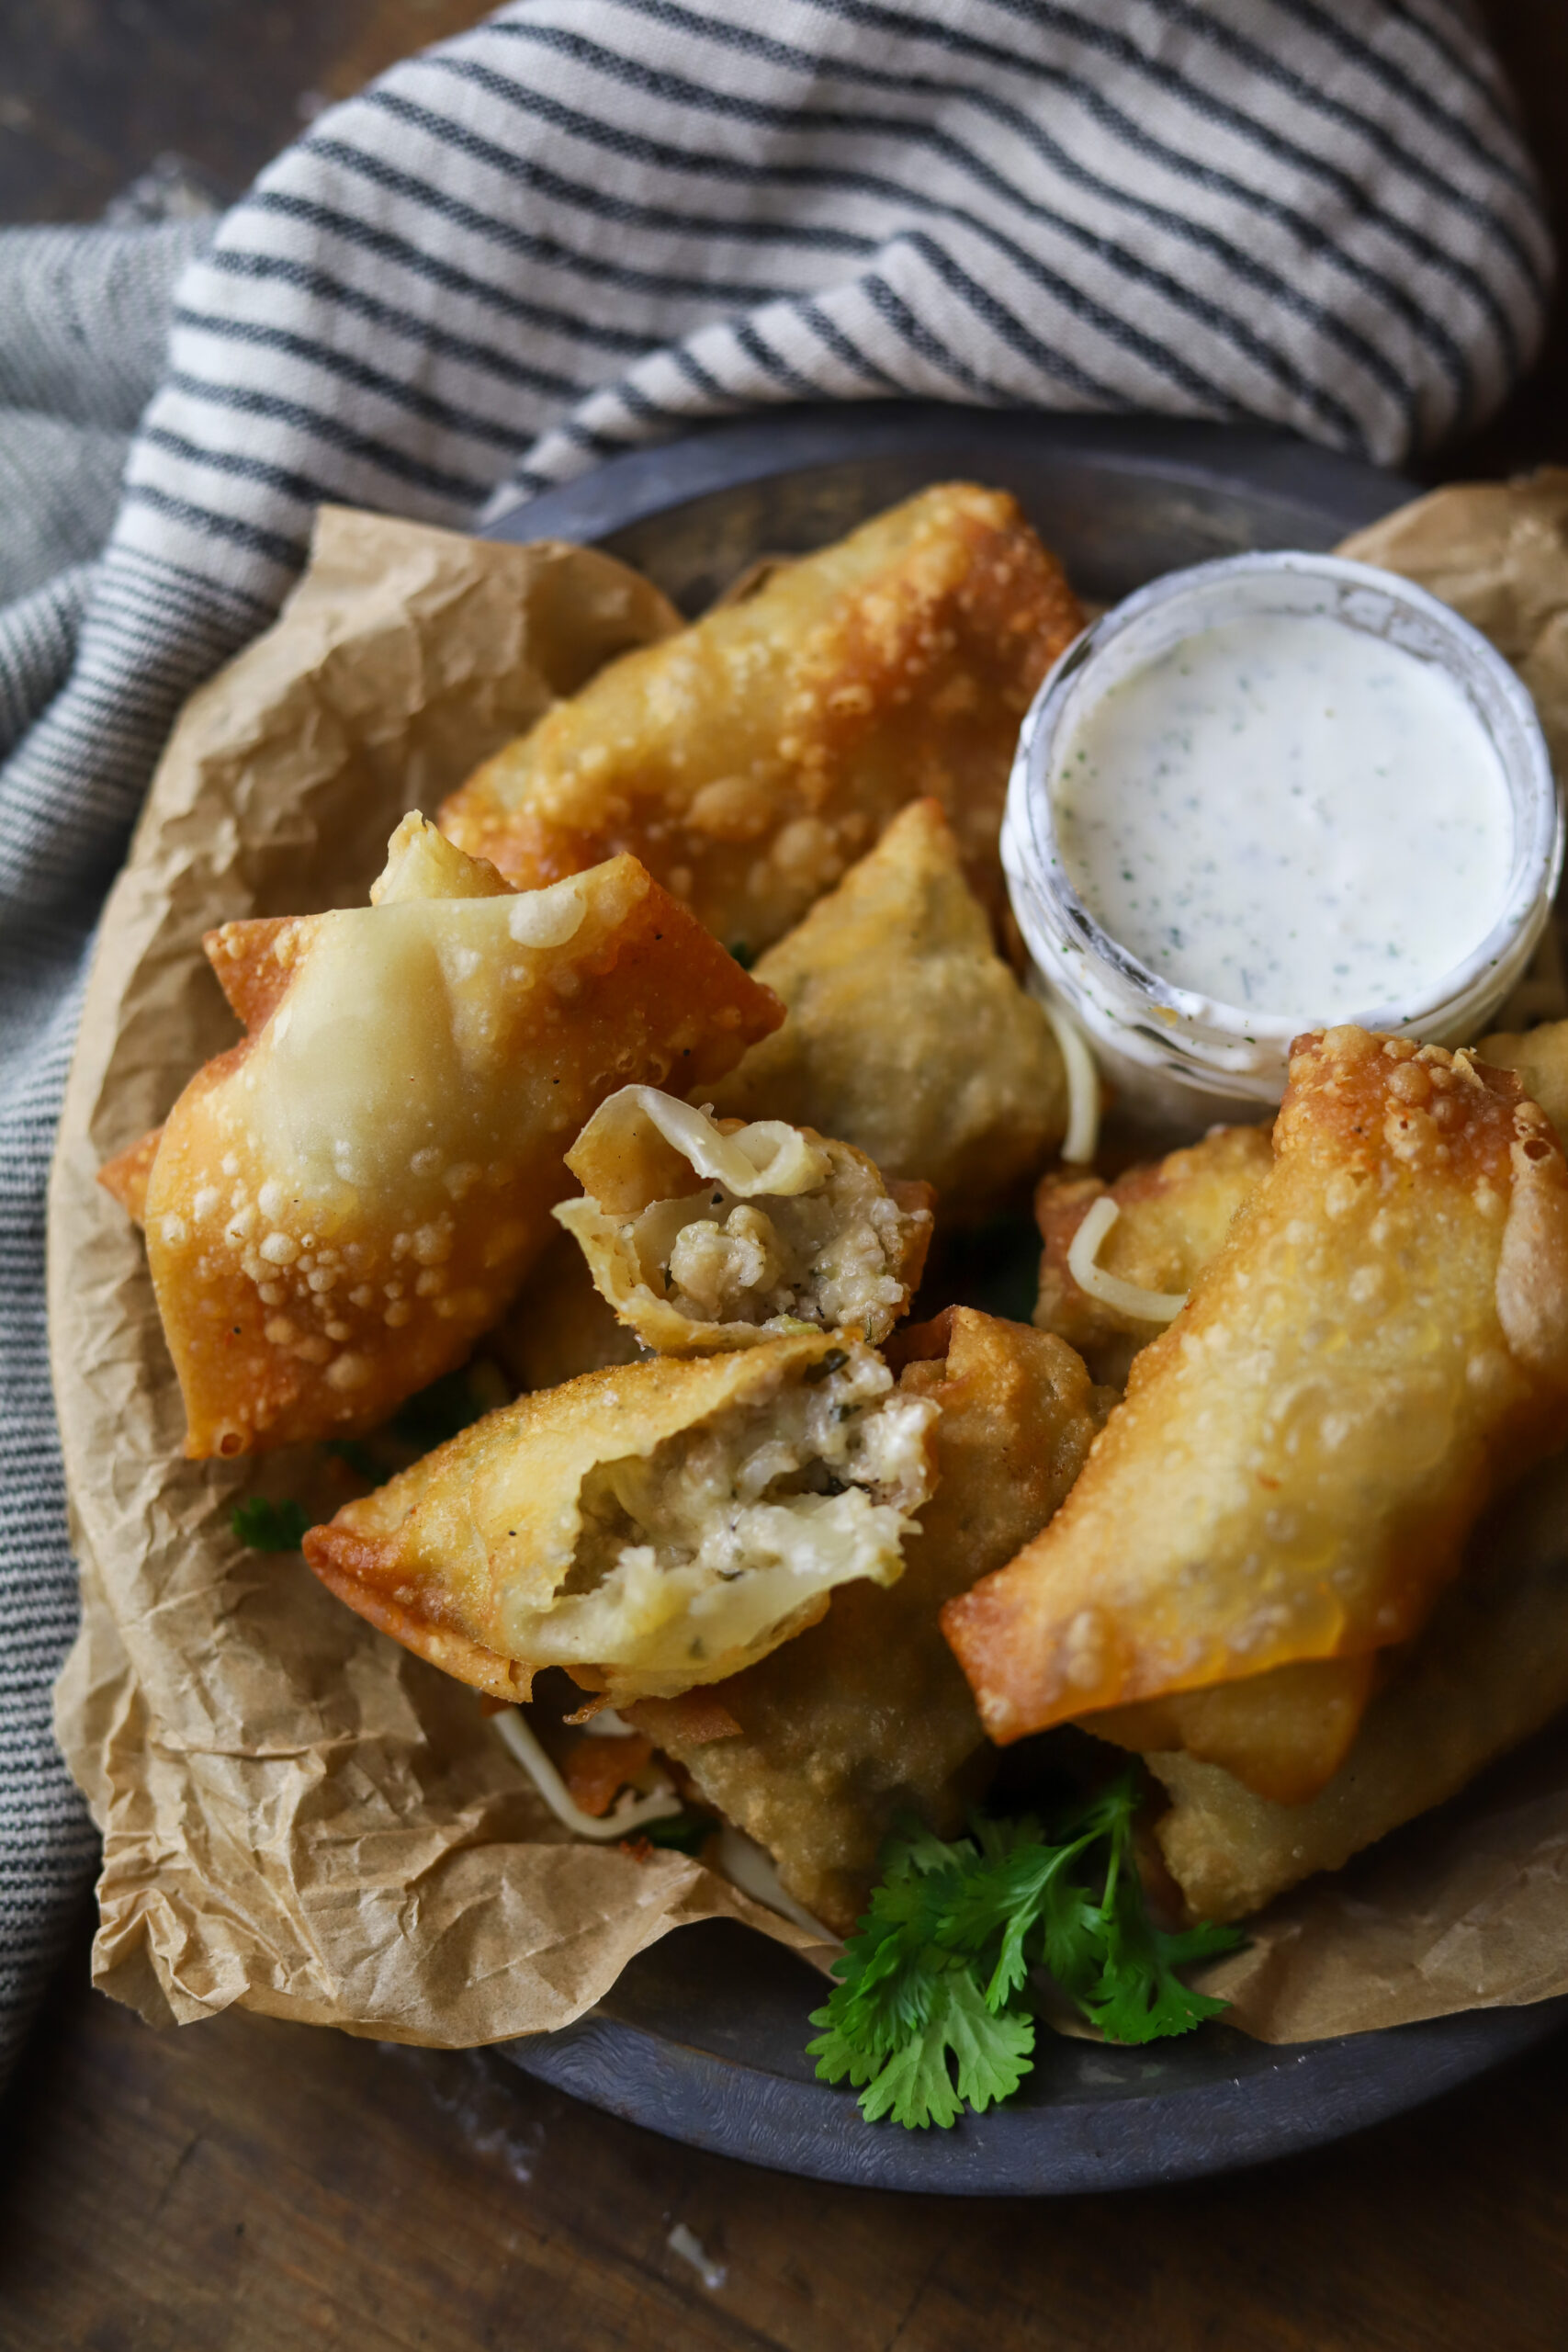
[944, 1027, 1568, 1750]
[438, 484, 1083, 959]
[705, 799, 1067, 1218]
[1034, 1123, 1273, 1391]
[633, 1307, 1111, 1932]
[552, 1086, 932, 1354]
[98, 815, 781, 1457]
[302, 1331, 939, 1708]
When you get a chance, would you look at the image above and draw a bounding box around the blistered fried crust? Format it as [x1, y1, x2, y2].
[633, 1309, 1111, 1931]
[303, 1332, 938, 1709]
[107, 822, 781, 1457]
[438, 487, 1083, 958]
[705, 799, 1067, 1216]
[1480, 1017, 1568, 1148]
[1152, 1443, 1568, 1922]
[554, 1086, 931, 1352]
[1034, 1125, 1273, 1388]
[943, 1027, 1568, 1747]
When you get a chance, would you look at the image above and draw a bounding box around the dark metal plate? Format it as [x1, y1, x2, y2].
[487, 404, 1568, 2191]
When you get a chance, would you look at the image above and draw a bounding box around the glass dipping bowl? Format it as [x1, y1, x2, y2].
[1002, 550, 1562, 1136]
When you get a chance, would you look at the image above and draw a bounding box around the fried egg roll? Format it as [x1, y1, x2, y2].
[705, 798, 1067, 1216]
[633, 1308, 1111, 1931]
[554, 1086, 931, 1353]
[100, 815, 781, 1456]
[944, 1027, 1568, 1746]
[1077, 1655, 1382, 1808]
[439, 485, 1083, 958]
[302, 1332, 938, 1708]
[1152, 1442, 1568, 1922]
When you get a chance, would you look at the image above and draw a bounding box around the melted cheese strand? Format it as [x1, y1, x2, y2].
[1066, 1195, 1188, 1323]
[492, 1706, 683, 1839]
[1028, 976, 1101, 1165]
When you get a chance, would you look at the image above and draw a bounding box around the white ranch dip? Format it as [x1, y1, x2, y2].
[1051, 611, 1515, 1020]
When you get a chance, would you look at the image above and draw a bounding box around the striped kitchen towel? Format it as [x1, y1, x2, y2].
[0, 0, 1551, 2075]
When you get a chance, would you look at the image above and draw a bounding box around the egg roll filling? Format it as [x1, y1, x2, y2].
[555, 1087, 931, 1351]
[601, 1174, 917, 1334]
[526, 1346, 937, 1679]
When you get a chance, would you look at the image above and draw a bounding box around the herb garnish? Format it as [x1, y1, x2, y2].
[807, 1773, 1242, 2130]
[231, 1496, 311, 1553]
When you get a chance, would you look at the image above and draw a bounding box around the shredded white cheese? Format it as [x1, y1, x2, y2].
[1066, 1195, 1188, 1323]
[579, 1707, 639, 1738]
[491, 1706, 682, 1839]
[1028, 975, 1101, 1165]
[716, 1825, 835, 1940]
[578, 1086, 830, 1198]
[667, 2223, 728, 2293]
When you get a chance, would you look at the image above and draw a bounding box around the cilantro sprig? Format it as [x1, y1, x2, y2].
[231, 1496, 311, 1553]
[807, 1774, 1243, 2130]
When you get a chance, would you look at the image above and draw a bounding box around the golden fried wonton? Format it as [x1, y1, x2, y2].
[633, 1308, 1111, 1931]
[101, 816, 781, 1457]
[704, 798, 1067, 1216]
[554, 1086, 931, 1353]
[1151, 1440, 1568, 1923]
[943, 1027, 1568, 1747]
[1033, 1124, 1273, 1389]
[438, 486, 1083, 957]
[302, 1332, 939, 1709]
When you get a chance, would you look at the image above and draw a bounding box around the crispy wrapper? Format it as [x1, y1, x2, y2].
[1156, 1442, 1568, 1924]
[439, 486, 1083, 956]
[1036, 1124, 1372, 1803]
[555, 1086, 931, 1353]
[1080, 1655, 1383, 1808]
[303, 1333, 939, 1709]
[103, 822, 780, 1457]
[1033, 1124, 1273, 1389]
[945, 1028, 1568, 1746]
[635, 1308, 1111, 1932]
[705, 798, 1067, 1216]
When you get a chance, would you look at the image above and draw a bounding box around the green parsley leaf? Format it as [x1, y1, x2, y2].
[807, 1771, 1243, 2131]
[231, 1496, 310, 1552]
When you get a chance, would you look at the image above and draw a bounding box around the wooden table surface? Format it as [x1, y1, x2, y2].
[5, 6, 1568, 2347]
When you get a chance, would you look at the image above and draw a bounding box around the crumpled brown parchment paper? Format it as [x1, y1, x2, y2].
[47, 478, 1568, 2052]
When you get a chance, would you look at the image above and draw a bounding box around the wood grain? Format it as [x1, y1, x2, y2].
[3, 1934, 1568, 2352]
[4, 3, 1568, 2345]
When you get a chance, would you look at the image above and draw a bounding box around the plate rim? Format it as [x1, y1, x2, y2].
[502, 1973, 1568, 2197]
[485, 402, 1561, 2195]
